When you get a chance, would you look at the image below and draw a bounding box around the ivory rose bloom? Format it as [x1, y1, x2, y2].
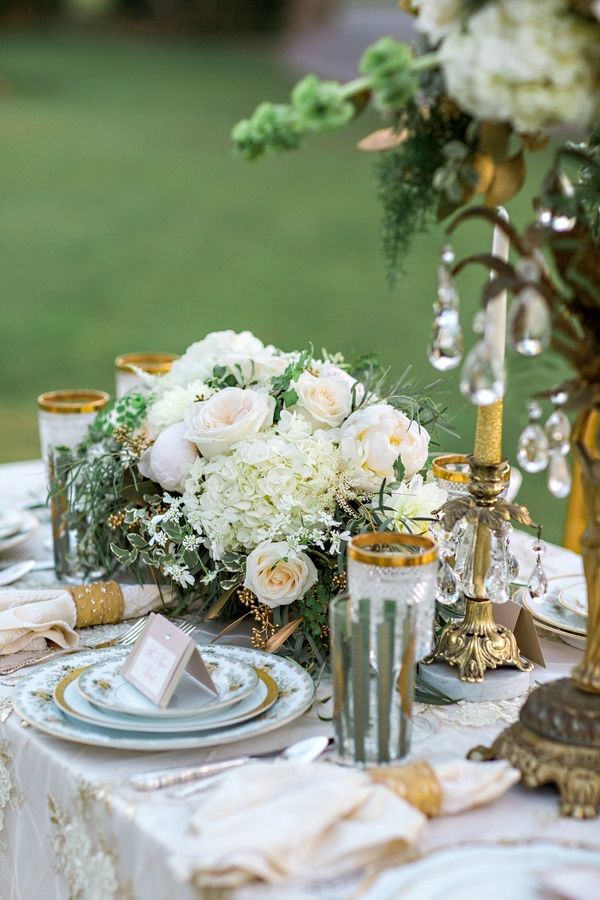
[294, 371, 353, 428]
[184, 387, 275, 459]
[138, 421, 198, 492]
[340, 404, 429, 491]
[244, 542, 318, 608]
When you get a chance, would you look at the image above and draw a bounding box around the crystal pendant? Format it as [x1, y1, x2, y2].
[428, 245, 463, 371]
[504, 524, 519, 581]
[437, 559, 460, 605]
[547, 451, 572, 498]
[484, 549, 510, 604]
[508, 287, 551, 357]
[459, 340, 505, 405]
[545, 408, 570, 455]
[517, 402, 549, 473]
[527, 538, 548, 602]
[472, 308, 486, 335]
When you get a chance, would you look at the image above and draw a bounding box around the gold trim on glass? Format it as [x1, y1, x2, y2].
[38, 390, 110, 415]
[348, 532, 437, 568]
[114, 352, 178, 375]
[431, 454, 471, 484]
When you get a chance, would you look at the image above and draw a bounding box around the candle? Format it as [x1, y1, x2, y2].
[486, 207, 510, 369]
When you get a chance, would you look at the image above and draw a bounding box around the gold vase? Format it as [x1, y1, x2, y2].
[470, 406, 600, 818]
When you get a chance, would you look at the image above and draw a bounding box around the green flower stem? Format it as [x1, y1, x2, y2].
[411, 52, 440, 73]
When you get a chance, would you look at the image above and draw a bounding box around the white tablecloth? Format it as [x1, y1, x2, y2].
[0, 461, 599, 899]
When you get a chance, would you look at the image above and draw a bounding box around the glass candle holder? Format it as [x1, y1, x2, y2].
[331, 594, 416, 766]
[347, 532, 438, 661]
[38, 390, 110, 583]
[115, 352, 178, 398]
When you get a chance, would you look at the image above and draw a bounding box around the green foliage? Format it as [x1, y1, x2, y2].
[270, 343, 313, 422]
[291, 75, 355, 134]
[359, 37, 417, 113]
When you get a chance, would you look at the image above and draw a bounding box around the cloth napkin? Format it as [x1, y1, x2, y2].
[171, 758, 519, 891]
[0, 583, 165, 654]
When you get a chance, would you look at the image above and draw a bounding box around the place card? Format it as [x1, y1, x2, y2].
[492, 600, 546, 667]
[121, 613, 218, 708]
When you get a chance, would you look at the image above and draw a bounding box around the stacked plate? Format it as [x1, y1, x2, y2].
[0, 506, 39, 554]
[12, 644, 315, 751]
[516, 573, 587, 650]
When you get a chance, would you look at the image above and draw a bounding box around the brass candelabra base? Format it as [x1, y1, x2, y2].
[470, 678, 600, 818]
[424, 597, 533, 683]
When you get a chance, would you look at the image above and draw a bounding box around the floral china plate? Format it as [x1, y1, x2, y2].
[558, 579, 588, 619]
[519, 578, 587, 637]
[12, 646, 315, 751]
[55, 665, 278, 734]
[77, 647, 258, 718]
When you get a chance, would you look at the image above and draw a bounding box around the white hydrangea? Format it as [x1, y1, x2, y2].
[182, 426, 343, 557]
[146, 380, 214, 436]
[379, 474, 446, 535]
[415, 0, 461, 42]
[438, 0, 600, 131]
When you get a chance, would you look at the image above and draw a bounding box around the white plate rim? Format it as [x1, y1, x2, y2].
[77, 648, 258, 718]
[519, 588, 587, 636]
[55, 665, 278, 733]
[558, 580, 588, 619]
[0, 510, 39, 554]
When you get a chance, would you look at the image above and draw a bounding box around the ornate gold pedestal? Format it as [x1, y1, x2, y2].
[471, 408, 600, 817]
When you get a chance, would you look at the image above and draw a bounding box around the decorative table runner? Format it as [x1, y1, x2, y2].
[0, 462, 599, 900]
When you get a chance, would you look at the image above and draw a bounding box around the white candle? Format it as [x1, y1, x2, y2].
[486, 207, 510, 370]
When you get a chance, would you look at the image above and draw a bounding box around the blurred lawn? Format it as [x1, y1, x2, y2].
[0, 30, 570, 541]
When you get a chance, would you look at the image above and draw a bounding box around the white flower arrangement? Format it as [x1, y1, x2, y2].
[71, 331, 444, 665]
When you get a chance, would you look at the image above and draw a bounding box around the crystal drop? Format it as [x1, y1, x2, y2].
[437, 559, 459, 605]
[428, 309, 463, 371]
[537, 207, 553, 227]
[545, 409, 571, 455]
[517, 423, 549, 473]
[527, 559, 548, 603]
[440, 244, 455, 266]
[552, 212, 576, 233]
[436, 260, 459, 307]
[507, 553, 519, 581]
[531, 539, 546, 557]
[516, 256, 541, 283]
[547, 452, 572, 498]
[472, 309, 486, 334]
[508, 287, 551, 357]
[485, 568, 510, 604]
[459, 341, 505, 405]
[550, 390, 568, 406]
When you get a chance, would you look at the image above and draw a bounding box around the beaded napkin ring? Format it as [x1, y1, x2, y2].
[68, 581, 125, 628]
[370, 760, 443, 817]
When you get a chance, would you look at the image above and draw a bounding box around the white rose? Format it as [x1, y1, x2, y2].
[340, 404, 430, 492]
[138, 421, 198, 492]
[380, 475, 447, 535]
[146, 380, 213, 437]
[244, 542, 318, 609]
[294, 371, 353, 428]
[184, 387, 275, 458]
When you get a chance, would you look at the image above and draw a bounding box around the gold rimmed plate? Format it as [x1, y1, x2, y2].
[517, 586, 587, 637]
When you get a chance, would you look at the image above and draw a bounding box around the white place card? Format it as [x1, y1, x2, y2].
[121, 613, 218, 708]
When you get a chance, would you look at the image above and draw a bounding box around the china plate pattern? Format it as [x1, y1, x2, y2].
[0, 511, 39, 554]
[12, 645, 315, 751]
[558, 579, 588, 619]
[363, 842, 600, 900]
[519, 582, 587, 636]
[78, 648, 258, 718]
[55, 664, 278, 734]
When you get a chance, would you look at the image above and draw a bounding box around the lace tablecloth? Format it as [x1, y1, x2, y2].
[0, 461, 599, 899]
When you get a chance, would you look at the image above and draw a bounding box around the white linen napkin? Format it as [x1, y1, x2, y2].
[0, 583, 165, 654]
[171, 758, 519, 891]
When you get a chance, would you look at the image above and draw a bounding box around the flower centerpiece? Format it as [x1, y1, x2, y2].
[64, 331, 444, 667]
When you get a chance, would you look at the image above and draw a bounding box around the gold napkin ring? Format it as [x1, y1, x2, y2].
[369, 760, 443, 817]
[69, 582, 125, 628]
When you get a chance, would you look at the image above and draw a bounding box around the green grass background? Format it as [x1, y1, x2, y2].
[0, 30, 570, 541]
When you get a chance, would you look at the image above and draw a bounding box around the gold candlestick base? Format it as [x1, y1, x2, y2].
[424, 597, 533, 683]
[470, 678, 600, 818]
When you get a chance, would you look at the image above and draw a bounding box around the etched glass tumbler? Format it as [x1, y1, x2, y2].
[347, 533, 438, 660]
[115, 352, 178, 398]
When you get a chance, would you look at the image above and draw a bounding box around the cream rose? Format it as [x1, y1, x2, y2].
[340, 404, 430, 491]
[293, 371, 353, 428]
[184, 387, 275, 459]
[138, 421, 198, 492]
[244, 542, 318, 609]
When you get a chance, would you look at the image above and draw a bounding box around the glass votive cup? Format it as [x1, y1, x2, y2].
[347, 532, 438, 661]
[38, 390, 110, 462]
[331, 594, 416, 766]
[115, 352, 178, 398]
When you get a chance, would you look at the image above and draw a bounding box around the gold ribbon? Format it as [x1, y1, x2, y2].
[68, 581, 125, 628]
[369, 760, 443, 817]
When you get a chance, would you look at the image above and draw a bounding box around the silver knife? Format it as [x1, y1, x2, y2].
[129, 735, 332, 791]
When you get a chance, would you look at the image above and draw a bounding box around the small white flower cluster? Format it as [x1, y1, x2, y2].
[130, 331, 436, 608]
[416, 0, 600, 132]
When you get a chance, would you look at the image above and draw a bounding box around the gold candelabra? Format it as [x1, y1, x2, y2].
[424, 399, 534, 682]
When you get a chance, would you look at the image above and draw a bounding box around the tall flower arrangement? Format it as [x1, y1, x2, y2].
[66, 331, 444, 667]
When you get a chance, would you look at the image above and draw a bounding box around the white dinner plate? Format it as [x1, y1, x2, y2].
[0, 508, 25, 540]
[520, 583, 587, 637]
[78, 648, 258, 718]
[363, 842, 600, 900]
[55, 664, 278, 733]
[12, 645, 315, 751]
[558, 579, 588, 619]
[0, 510, 39, 554]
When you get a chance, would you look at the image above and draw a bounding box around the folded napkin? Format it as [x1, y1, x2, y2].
[171, 758, 519, 891]
[0, 582, 166, 654]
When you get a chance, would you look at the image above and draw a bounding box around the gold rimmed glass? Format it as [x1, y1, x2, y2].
[347, 532, 438, 660]
[38, 390, 110, 461]
[115, 352, 178, 398]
